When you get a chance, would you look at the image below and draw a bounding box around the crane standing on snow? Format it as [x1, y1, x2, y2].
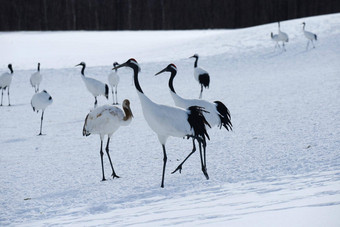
[302, 22, 317, 50]
[190, 54, 210, 99]
[76, 62, 109, 108]
[108, 62, 120, 105]
[83, 99, 133, 181]
[113, 58, 211, 188]
[30, 63, 42, 93]
[271, 32, 281, 50]
[155, 63, 232, 174]
[277, 22, 289, 51]
[0, 64, 14, 106]
[31, 90, 53, 135]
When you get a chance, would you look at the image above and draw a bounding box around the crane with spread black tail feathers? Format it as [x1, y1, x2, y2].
[113, 58, 211, 188]
[190, 54, 210, 99]
[76, 62, 109, 108]
[83, 99, 133, 181]
[155, 63, 232, 174]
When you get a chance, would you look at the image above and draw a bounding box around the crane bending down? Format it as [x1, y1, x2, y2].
[271, 32, 281, 50]
[113, 58, 211, 188]
[277, 22, 289, 51]
[31, 90, 53, 135]
[155, 63, 232, 174]
[76, 62, 109, 108]
[83, 99, 133, 181]
[30, 63, 42, 93]
[108, 62, 120, 105]
[0, 64, 14, 106]
[302, 22, 317, 50]
[190, 54, 210, 99]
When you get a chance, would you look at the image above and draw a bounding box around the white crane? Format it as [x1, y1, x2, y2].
[76, 62, 109, 108]
[302, 22, 317, 50]
[31, 90, 53, 135]
[108, 62, 120, 105]
[113, 58, 211, 188]
[30, 62, 42, 93]
[271, 32, 281, 50]
[155, 63, 232, 174]
[83, 99, 133, 181]
[190, 54, 210, 99]
[277, 22, 289, 51]
[0, 64, 14, 106]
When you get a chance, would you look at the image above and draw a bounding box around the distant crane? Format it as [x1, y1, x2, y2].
[31, 90, 53, 135]
[190, 54, 210, 99]
[113, 58, 211, 188]
[155, 63, 232, 174]
[271, 32, 281, 50]
[302, 22, 317, 50]
[0, 64, 14, 106]
[30, 63, 42, 93]
[76, 62, 109, 108]
[83, 99, 133, 181]
[108, 62, 120, 105]
[277, 22, 289, 51]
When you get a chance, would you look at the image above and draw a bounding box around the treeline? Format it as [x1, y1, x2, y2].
[1, 0, 339, 31]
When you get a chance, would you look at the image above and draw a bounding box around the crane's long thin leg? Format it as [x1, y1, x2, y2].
[38, 111, 44, 135]
[94, 97, 98, 108]
[172, 139, 196, 174]
[105, 137, 120, 179]
[199, 85, 203, 99]
[161, 144, 167, 188]
[115, 86, 118, 105]
[100, 140, 106, 181]
[306, 40, 310, 50]
[312, 40, 315, 48]
[111, 86, 114, 105]
[1, 89, 3, 106]
[198, 141, 209, 180]
[7, 87, 10, 106]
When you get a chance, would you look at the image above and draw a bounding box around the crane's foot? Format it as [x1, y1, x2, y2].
[112, 173, 120, 179]
[102, 178, 107, 182]
[171, 164, 182, 174]
[202, 167, 209, 180]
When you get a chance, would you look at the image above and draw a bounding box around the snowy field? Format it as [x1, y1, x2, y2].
[1, 13, 340, 226]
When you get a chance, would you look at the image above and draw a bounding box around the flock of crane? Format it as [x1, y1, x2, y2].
[0, 21, 317, 188]
[271, 21, 317, 51]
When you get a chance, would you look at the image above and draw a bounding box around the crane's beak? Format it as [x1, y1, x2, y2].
[189, 55, 195, 59]
[75, 63, 81, 67]
[155, 68, 167, 76]
[112, 62, 126, 70]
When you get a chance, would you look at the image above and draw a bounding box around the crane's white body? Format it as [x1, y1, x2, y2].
[84, 104, 131, 140]
[108, 64, 120, 105]
[277, 22, 289, 51]
[302, 22, 317, 50]
[76, 62, 109, 108]
[0, 64, 14, 106]
[194, 67, 208, 82]
[31, 90, 53, 111]
[31, 90, 53, 135]
[30, 63, 42, 93]
[83, 99, 133, 181]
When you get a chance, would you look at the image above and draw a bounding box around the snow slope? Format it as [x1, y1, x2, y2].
[1, 13, 340, 226]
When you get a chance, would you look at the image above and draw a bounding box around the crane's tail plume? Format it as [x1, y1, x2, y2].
[214, 101, 233, 131]
[82, 114, 91, 136]
[187, 106, 211, 141]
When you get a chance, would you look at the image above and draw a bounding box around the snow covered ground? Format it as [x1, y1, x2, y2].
[1, 13, 340, 226]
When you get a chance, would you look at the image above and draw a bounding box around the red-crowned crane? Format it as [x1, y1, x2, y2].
[302, 22, 317, 50]
[83, 99, 133, 181]
[76, 62, 109, 108]
[190, 54, 210, 99]
[30, 63, 42, 93]
[271, 32, 281, 50]
[155, 63, 232, 174]
[113, 58, 211, 188]
[277, 22, 289, 51]
[108, 62, 120, 105]
[31, 90, 53, 135]
[0, 64, 14, 106]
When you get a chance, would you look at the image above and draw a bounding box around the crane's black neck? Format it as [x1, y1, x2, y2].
[168, 70, 176, 94]
[133, 67, 143, 94]
[37, 63, 40, 72]
[80, 65, 85, 76]
[194, 57, 198, 68]
[303, 23, 305, 30]
[8, 65, 13, 74]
